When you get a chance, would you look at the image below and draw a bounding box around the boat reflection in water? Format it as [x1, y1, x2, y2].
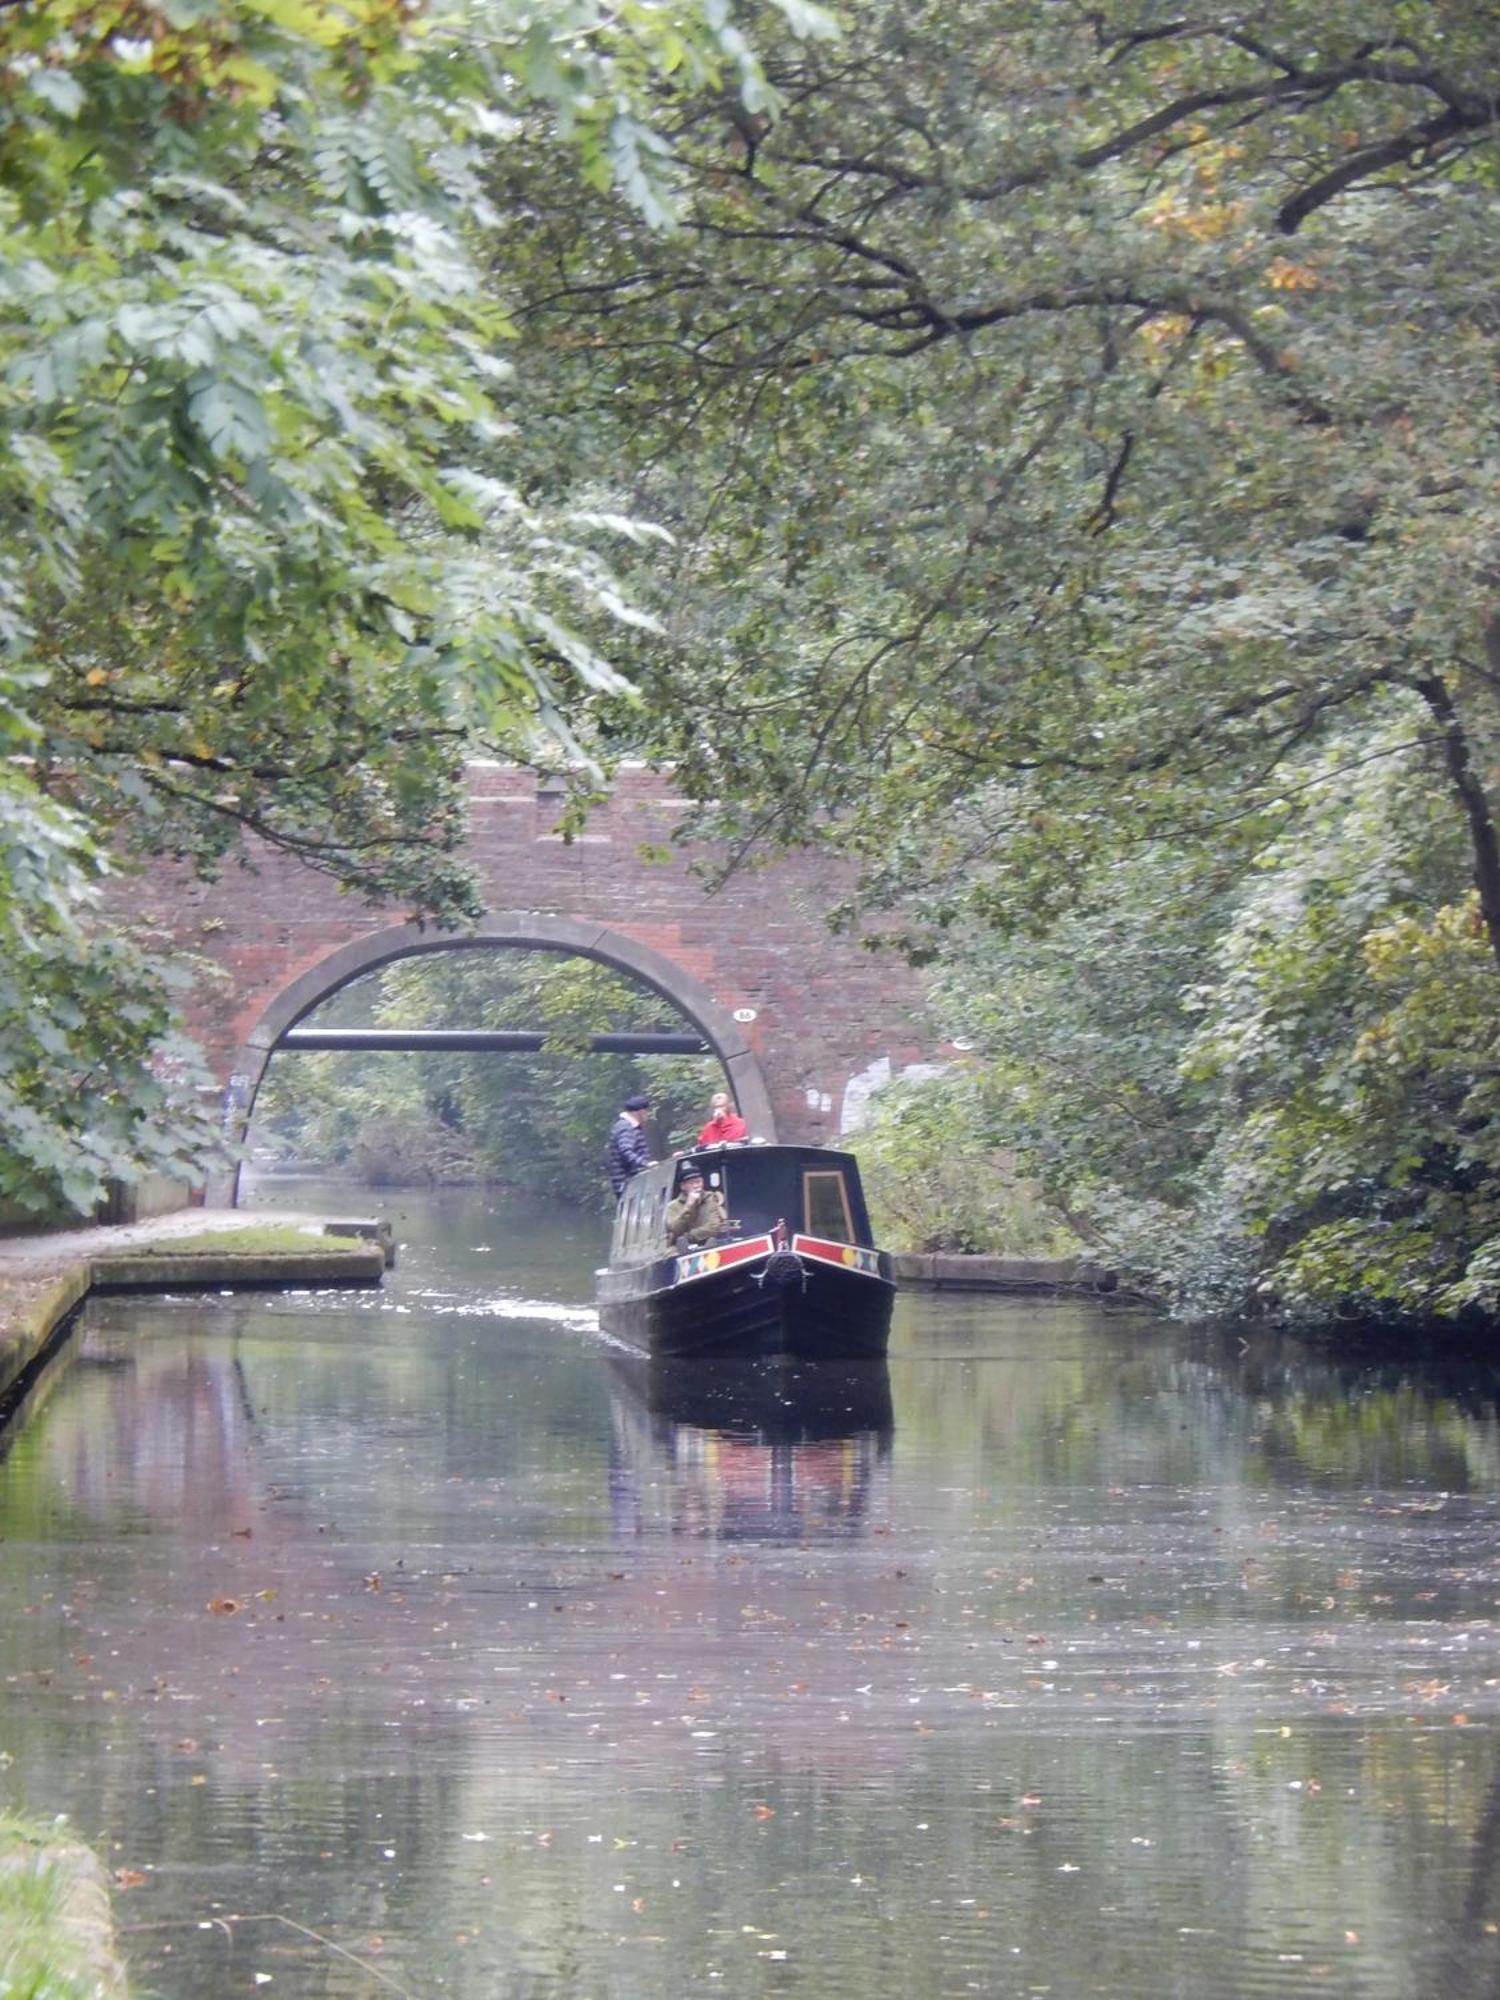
[606, 1355, 893, 1542]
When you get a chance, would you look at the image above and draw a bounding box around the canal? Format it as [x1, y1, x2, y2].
[3, 1184, 1500, 1996]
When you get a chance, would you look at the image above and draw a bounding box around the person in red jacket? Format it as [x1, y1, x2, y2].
[697, 1091, 749, 1146]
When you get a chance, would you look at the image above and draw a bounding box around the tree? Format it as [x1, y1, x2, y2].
[0, 0, 825, 1214]
[252, 948, 719, 1203]
[495, 0, 1500, 1320]
[0, 764, 218, 1217]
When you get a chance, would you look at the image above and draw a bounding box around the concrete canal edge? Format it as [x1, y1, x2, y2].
[90, 1243, 387, 1290]
[0, 1219, 392, 1422]
[0, 1266, 96, 1414]
[892, 1250, 1124, 1294]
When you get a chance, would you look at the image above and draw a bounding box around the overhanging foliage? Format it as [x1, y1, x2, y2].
[0, 0, 822, 1215]
[499, 0, 1500, 1323]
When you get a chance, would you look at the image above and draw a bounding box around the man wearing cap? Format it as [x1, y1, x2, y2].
[664, 1162, 728, 1249]
[608, 1093, 654, 1198]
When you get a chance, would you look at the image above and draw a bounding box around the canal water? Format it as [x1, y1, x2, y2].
[2, 1186, 1500, 1998]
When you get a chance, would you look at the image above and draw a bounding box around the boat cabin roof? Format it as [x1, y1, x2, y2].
[609, 1143, 877, 1266]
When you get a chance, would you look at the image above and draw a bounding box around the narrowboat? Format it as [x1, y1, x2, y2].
[596, 1143, 896, 1361]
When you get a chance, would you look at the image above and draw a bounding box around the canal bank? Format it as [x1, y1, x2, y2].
[0, 1209, 391, 1408]
[891, 1249, 1125, 1294]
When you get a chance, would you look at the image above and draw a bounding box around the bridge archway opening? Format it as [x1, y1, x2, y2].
[224, 915, 776, 1202]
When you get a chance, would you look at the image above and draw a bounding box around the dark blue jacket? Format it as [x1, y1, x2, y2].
[607, 1111, 652, 1196]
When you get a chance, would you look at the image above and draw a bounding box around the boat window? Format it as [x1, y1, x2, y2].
[803, 1168, 853, 1242]
[637, 1188, 654, 1256]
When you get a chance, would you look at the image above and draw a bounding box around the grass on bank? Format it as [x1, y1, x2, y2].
[0, 1812, 123, 2000]
[110, 1225, 364, 1258]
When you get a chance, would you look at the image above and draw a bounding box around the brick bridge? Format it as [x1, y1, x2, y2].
[111, 763, 941, 1194]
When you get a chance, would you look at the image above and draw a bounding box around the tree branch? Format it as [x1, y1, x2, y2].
[1414, 675, 1500, 975]
[1277, 106, 1485, 233]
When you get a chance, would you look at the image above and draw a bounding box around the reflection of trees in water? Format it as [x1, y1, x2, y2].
[1222, 1330, 1500, 1497]
[7, 1315, 267, 1534]
[887, 1309, 1500, 1507]
[1431, 1742, 1500, 1999]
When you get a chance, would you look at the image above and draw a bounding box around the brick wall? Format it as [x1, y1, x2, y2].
[106, 762, 941, 1145]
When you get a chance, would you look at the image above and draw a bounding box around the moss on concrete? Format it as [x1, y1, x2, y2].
[92, 1243, 385, 1289]
[104, 1224, 361, 1258]
[91, 1226, 385, 1288]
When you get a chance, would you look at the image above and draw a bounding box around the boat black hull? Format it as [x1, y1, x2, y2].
[597, 1254, 894, 1362]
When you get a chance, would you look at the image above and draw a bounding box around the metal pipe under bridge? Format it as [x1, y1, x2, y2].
[279, 1028, 711, 1055]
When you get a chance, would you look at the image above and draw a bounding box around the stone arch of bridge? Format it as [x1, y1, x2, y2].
[222, 913, 777, 1201]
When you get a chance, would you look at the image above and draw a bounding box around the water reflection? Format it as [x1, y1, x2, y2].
[39, 1319, 266, 1532]
[607, 1358, 892, 1541]
[0, 1188, 1499, 1996]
